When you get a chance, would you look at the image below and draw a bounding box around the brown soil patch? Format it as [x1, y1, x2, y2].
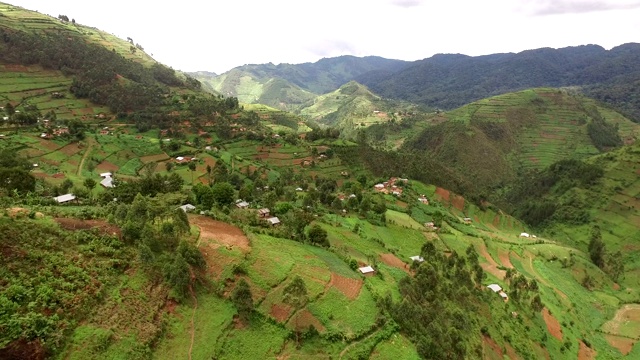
[578, 340, 597, 360]
[0, 339, 46, 360]
[96, 160, 120, 172]
[329, 273, 362, 300]
[140, 153, 170, 163]
[59, 143, 82, 156]
[379, 253, 410, 274]
[613, 283, 621, 290]
[542, 308, 563, 341]
[270, 303, 292, 322]
[435, 187, 450, 202]
[164, 299, 179, 315]
[605, 335, 635, 355]
[54, 218, 122, 238]
[505, 343, 520, 360]
[291, 309, 326, 332]
[189, 215, 250, 252]
[451, 194, 465, 211]
[395, 200, 408, 209]
[254, 153, 269, 160]
[483, 335, 503, 358]
[37, 139, 61, 151]
[603, 304, 640, 334]
[477, 242, 505, 279]
[498, 249, 514, 268]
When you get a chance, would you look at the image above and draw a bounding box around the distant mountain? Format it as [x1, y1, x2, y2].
[401, 88, 640, 192]
[191, 56, 408, 109]
[357, 44, 640, 121]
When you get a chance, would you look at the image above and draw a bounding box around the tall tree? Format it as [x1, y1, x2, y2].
[283, 276, 308, 345]
[588, 225, 606, 268]
[231, 279, 254, 322]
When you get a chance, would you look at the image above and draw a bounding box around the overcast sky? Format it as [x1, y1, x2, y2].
[9, 0, 640, 73]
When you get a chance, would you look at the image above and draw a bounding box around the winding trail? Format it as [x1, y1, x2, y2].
[77, 141, 94, 176]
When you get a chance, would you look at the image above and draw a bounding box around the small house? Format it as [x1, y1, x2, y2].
[54, 194, 76, 204]
[258, 208, 270, 218]
[295, 187, 303, 191]
[100, 176, 114, 188]
[487, 284, 502, 293]
[266, 217, 280, 226]
[410, 256, 425, 263]
[519, 232, 530, 238]
[463, 217, 472, 224]
[100, 172, 112, 178]
[178, 204, 196, 212]
[358, 266, 375, 276]
[235, 200, 250, 209]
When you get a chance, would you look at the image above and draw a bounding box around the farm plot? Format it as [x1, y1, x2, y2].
[602, 304, 640, 354]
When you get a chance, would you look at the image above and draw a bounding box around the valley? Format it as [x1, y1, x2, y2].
[1, 2, 640, 360]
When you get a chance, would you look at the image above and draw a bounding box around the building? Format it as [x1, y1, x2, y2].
[266, 217, 280, 226]
[100, 176, 114, 188]
[520, 232, 530, 238]
[410, 256, 425, 263]
[358, 266, 375, 276]
[178, 204, 196, 212]
[235, 199, 250, 209]
[54, 194, 76, 204]
[258, 208, 270, 218]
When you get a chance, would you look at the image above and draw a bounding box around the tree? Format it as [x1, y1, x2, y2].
[211, 182, 235, 207]
[188, 161, 197, 184]
[83, 178, 97, 203]
[588, 225, 606, 268]
[308, 224, 329, 247]
[283, 276, 308, 345]
[608, 251, 624, 282]
[231, 279, 253, 322]
[165, 161, 174, 172]
[163, 253, 190, 298]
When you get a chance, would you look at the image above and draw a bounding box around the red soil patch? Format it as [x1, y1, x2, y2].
[189, 215, 250, 252]
[329, 273, 362, 300]
[291, 309, 326, 332]
[0, 339, 46, 360]
[203, 157, 216, 168]
[477, 242, 506, 279]
[270, 303, 292, 323]
[54, 218, 122, 238]
[434, 187, 450, 202]
[542, 308, 563, 341]
[605, 335, 635, 355]
[51, 172, 65, 179]
[379, 253, 410, 274]
[578, 340, 597, 360]
[498, 249, 514, 268]
[483, 335, 503, 358]
[59, 143, 82, 156]
[96, 160, 120, 172]
[613, 283, 620, 290]
[37, 139, 61, 151]
[451, 194, 465, 211]
[254, 153, 269, 160]
[140, 153, 170, 163]
[492, 215, 501, 228]
[4, 64, 29, 72]
[164, 299, 179, 315]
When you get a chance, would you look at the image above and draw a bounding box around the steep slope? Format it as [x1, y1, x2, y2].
[359, 44, 640, 121]
[402, 88, 640, 191]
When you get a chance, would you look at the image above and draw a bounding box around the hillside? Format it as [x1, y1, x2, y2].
[192, 56, 407, 110]
[357, 44, 640, 121]
[296, 81, 430, 140]
[402, 88, 640, 192]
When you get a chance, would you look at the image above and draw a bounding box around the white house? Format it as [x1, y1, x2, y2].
[100, 172, 112, 178]
[519, 232, 530, 238]
[359, 266, 375, 275]
[410, 256, 425, 263]
[179, 204, 196, 212]
[487, 284, 502, 293]
[100, 176, 114, 188]
[266, 217, 280, 226]
[54, 194, 76, 204]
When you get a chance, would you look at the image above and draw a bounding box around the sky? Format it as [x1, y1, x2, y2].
[8, 0, 640, 74]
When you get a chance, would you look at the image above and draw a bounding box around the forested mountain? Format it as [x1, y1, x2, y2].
[357, 44, 640, 121]
[191, 56, 407, 109]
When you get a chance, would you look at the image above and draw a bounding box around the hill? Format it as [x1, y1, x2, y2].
[401, 88, 640, 193]
[192, 56, 407, 110]
[357, 44, 640, 121]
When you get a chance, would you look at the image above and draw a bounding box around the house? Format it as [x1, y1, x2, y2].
[410, 256, 425, 263]
[178, 204, 196, 212]
[519, 232, 530, 238]
[463, 217, 472, 224]
[295, 187, 303, 191]
[499, 292, 509, 301]
[487, 284, 502, 293]
[176, 156, 184, 162]
[100, 172, 112, 178]
[418, 195, 429, 205]
[100, 176, 114, 188]
[374, 184, 385, 191]
[358, 266, 375, 276]
[257, 208, 270, 218]
[54, 194, 76, 204]
[424, 222, 436, 229]
[266, 217, 280, 226]
[235, 199, 250, 209]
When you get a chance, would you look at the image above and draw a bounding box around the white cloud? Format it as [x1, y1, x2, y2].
[8, 0, 640, 73]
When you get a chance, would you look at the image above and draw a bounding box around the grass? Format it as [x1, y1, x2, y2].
[216, 315, 288, 359]
[370, 333, 420, 360]
[308, 287, 378, 337]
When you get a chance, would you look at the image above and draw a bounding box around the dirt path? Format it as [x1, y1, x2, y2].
[76, 141, 94, 176]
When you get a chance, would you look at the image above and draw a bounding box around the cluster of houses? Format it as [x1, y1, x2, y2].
[176, 200, 282, 226]
[373, 177, 408, 196]
[40, 126, 69, 139]
[175, 156, 195, 163]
